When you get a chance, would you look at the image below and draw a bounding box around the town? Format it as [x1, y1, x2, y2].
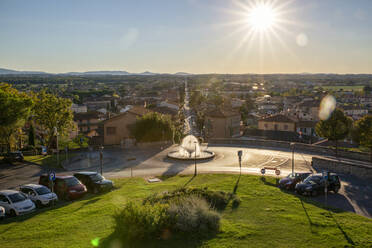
[1, 0, 372, 247]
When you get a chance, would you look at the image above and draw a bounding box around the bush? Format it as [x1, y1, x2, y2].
[143, 187, 240, 211]
[168, 196, 220, 235]
[114, 202, 170, 240]
[116, 195, 221, 241]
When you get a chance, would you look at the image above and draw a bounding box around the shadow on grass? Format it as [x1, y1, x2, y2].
[99, 228, 217, 248]
[329, 212, 355, 246]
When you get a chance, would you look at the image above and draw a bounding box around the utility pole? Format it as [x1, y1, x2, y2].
[194, 141, 197, 176]
[54, 127, 59, 167]
[290, 142, 295, 175]
[99, 145, 104, 175]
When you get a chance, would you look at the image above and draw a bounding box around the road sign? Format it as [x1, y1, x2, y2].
[49, 172, 56, 181]
[261, 168, 266, 175]
[275, 169, 281, 176]
[41, 146, 47, 155]
[237, 150, 242, 162]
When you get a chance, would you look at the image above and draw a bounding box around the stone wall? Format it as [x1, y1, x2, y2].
[209, 138, 370, 162]
[312, 156, 372, 180]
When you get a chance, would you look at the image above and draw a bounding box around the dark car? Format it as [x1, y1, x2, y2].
[73, 172, 113, 194]
[278, 172, 312, 190]
[39, 175, 87, 200]
[3, 151, 24, 163]
[295, 173, 341, 196]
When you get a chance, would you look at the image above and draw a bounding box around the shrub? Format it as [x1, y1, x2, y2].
[114, 202, 170, 240]
[143, 187, 240, 211]
[168, 196, 220, 235]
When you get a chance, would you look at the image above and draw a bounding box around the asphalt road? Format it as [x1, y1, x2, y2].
[0, 144, 371, 218]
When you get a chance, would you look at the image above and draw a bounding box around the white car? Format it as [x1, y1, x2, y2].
[0, 190, 36, 216]
[19, 184, 58, 207]
[0, 206, 5, 220]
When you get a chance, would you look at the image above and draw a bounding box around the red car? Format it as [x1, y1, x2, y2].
[278, 172, 311, 190]
[39, 175, 87, 200]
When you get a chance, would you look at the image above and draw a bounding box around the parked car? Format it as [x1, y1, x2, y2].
[278, 172, 312, 190]
[73, 172, 113, 193]
[3, 151, 24, 163]
[0, 206, 5, 220]
[295, 173, 341, 196]
[19, 184, 58, 207]
[0, 190, 36, 216]
[39, 175, 87, 200]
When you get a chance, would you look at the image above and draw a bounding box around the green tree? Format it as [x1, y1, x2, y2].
[33, 90, 74, 151]
[28, 123, 35, 147]
[315, 108, 352, 156]
[129, 112, 175, 143]
[0, 83, 33, 151]
[353, 115, 372, 162]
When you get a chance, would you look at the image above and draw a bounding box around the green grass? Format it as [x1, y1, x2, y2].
[23, 153, 76, 169]
[0, 174, 371, 248]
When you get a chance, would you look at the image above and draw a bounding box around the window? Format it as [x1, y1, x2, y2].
[284, 125, 288, 130]
[264, 124, 268, 129]
[0, 195, 9, 203]
[106, 127, 116, 135]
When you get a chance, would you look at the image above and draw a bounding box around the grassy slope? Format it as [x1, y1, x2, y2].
[23, 154, 76, 169]
[0, 174, 371, 248]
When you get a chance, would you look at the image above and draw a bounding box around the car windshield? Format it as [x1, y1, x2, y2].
[8, 193, 27, 203]
[65, 177, 81, 187]
[89, 174, 104, 182]
[304, 176, 321, 184]
[35, 187, 51, 195]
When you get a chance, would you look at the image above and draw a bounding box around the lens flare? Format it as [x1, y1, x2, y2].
[318, 95, 336, 120]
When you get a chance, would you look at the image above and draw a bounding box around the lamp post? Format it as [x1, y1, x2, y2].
[53, 127, 59, 167]
[290, 142, 295, 175]
[194, 141, 197, 176]
[99, 145, 104, 175]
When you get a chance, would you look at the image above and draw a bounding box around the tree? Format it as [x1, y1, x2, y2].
[33, 90, 73, 151]
[315, 108, 352, 156]
[0, 83, 33, 151]
[353, 115, 372, 162]
[28, 123, 35, 147]
[129, 112, 175, 143]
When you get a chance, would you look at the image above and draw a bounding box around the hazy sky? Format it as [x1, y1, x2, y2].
[1, 0, 372, 74]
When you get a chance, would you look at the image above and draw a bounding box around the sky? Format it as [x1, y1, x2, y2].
[0, 0, 372, 74]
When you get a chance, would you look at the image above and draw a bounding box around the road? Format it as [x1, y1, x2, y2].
[1, 144, 371, 218]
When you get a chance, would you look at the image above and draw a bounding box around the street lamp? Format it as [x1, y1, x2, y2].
[290, 142, 295, 175]
[99, 145, 104, 175]
[53, 127, 59, 167]
[194, 141, 197, 176]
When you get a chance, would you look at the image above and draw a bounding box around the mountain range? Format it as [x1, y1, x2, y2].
[0, 68, 193, 76]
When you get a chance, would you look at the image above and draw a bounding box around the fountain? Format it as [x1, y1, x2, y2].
[167, 135, 215, 160]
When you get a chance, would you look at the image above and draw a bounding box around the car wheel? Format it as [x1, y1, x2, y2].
[10, 209, 16, 217]
[93, 187, 99, 194]
[333, 186, 340, 194]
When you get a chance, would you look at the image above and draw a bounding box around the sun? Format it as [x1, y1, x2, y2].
[247, 4, 277, 31]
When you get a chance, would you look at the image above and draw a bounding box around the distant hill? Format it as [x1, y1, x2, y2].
[174, 72, 193, 76]
[0, 68, 47, 75]
[63, 71, 130, 76]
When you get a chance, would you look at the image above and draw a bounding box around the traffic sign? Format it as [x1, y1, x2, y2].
[237, 150, 242, 157]
[275, 169, 281, 176]
[49, 172, 56, 181]
[261, 168, 266, 175]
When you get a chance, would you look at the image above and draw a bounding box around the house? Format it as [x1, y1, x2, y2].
[204, 109, 241, 139]
[342, 106, 368, 120]
[296, 121, 317, 137]
[74, 111, 104, 133]
[103, 106, 151, 145]
[71, 104, 87, 113]
[158, 100, 179, 111]
[258, 114, 296, 132]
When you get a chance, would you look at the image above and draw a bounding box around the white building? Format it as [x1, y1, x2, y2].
[71, 104, 87, 113]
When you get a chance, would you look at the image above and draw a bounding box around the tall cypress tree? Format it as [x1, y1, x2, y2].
[28, 123, 35, 147]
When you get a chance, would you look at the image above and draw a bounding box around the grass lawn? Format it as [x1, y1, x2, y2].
[0, 174, 371, 248]
[23, 153, 77, 169]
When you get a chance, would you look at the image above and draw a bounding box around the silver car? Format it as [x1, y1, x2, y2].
[19, 184, 58, 207]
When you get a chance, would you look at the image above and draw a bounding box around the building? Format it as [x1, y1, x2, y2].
[342, 106, 369, 120]
[204, 109, 241, 139]
[74, 111, 104, 133]
[71, 104, 87, 113]
[258, 114, 296, 132]
[103, 106, 150, 145]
